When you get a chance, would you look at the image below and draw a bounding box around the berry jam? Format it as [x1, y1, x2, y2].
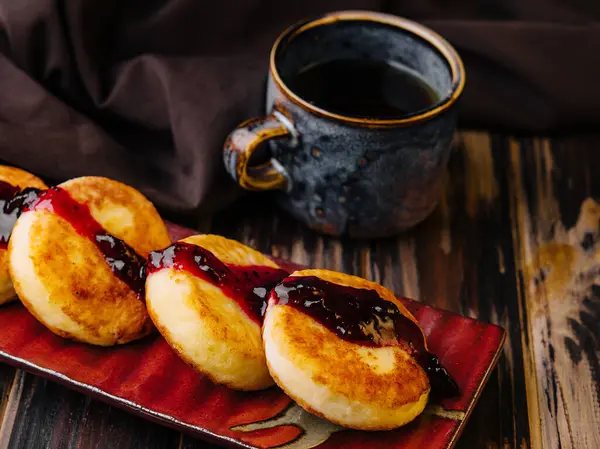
[147, 242, 289, 324]
[272, 276, 459, 398]
[24, 187, 147, 299]
[0, 180, 44, 248]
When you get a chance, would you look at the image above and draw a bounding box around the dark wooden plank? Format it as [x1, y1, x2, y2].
[1, 373, 182, 449]
[9, 374, 86, 449]
[444, 134, 534, 449]
[0, 365, 18, 448]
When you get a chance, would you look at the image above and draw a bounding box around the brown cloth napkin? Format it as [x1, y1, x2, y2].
[1, 1, 599, 215]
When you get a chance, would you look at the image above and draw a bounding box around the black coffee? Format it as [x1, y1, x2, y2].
[287, 59, 439, 119]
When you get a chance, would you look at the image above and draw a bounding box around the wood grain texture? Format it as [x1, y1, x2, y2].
[0, 132, 597, 448]
[508, 137, 600, 449]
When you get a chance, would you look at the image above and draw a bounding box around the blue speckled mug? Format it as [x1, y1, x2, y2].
[224, 10, 465, 238]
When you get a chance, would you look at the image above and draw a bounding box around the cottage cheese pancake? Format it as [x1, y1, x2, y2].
[0, 166, 47, 305]
[8, 176, 170, 346]
[145, 234, 288, 391]
[263, 269, 439, 430]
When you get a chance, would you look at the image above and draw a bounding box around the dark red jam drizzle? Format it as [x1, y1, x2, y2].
[147, 242, 289, 324]
[23, 187, 147, 299]
[272, 276, 460, 399]
[0, 180, 44, 248]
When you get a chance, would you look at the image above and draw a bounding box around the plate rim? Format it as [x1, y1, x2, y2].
[444, 327, 506, 449]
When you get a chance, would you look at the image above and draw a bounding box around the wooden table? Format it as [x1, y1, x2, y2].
[0, 132, 598, 449]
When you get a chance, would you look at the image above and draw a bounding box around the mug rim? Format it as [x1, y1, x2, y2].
[269, 10, 466, 128]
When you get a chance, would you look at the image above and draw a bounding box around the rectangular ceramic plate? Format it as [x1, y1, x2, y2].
[0, 223, 505, 449]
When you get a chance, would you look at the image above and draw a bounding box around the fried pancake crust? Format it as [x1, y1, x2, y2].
[263, 269, 431, 430]
[0, 166, 47, 304]
[8, 176, 170, 346]
[146, 234, 281, 390]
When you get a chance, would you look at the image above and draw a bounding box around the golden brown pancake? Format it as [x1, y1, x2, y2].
[263, 269, 431, 430]
[0, 166, 47, 305]
[8, 176, 171, 346]
[145, 234, 283, 391]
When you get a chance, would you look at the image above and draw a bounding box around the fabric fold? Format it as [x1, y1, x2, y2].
[0, 0, 597, 215]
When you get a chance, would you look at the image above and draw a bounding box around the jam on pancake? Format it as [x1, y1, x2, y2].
[273, 275, 459, 398]
[0, 181, 43, 248]
[148, 242, 289, 323]
[24, 187, 146, 298]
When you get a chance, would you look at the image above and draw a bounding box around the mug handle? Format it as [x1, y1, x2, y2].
[223, 112, 292, 191]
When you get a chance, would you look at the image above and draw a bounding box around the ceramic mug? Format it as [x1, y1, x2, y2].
[223, 10, 465, 238]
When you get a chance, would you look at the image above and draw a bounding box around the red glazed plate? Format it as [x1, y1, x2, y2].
[0, 222, 505, 449]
